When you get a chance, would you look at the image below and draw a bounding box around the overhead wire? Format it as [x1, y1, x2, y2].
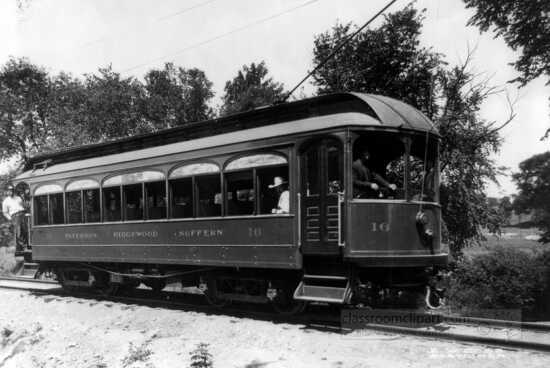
[155, 0, 219, 22]
[120, 0, 320, 74]
[78, 0, 219, 49]
[279, 0, 399, 103]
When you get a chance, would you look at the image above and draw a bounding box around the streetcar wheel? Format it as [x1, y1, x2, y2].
[203, 279, 230, 308]
[34, 267, 56, 281]
[145, 279, 166, 293]
[271, 287, 307, 315]
[425, 285, 445, 310]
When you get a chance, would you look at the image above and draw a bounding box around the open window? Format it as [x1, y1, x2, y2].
[66, 179, 100, 223]
[169, 163, 220, 218]
[224, 153, 289, 216]
[353, 133, 406, 199]
[352, 132, 438, 201]
[409, 135, 438, 202]
[33, 184, 64, 225]
[103, 171, 166, 222]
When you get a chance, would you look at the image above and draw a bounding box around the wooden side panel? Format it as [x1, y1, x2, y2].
[31, 217, 300, 269]
[345, 201, 441, 256]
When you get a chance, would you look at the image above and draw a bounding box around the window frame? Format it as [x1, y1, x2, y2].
[33, 183, 64, 226]
[102, 169, 167, 222]
[168, 160, 221, 219]
[223, 151, 290, 216]
[64, 179, 101, 224]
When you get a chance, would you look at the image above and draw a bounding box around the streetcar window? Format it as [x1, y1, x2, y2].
[33, 184, 64, 225]
[84, 189, 100, 222]
[65, 180, 100, 224]
[225, 154, 287, 170]
[327, 144, 342, 195]
[50, 193, 64, 224]
[305, 149, 319, 196]
[353, 134, 406, 199]
[146, 181, 166, 219]
[103, 187, 121, 222]
[196, 174, 221, 217]
[34, 195, 49, 225]
[409, 136, 438, 202]
[169, 162, 221, 218]
[123, 183, 143, 221]
[225, 152, 289, 216]
[66, 191, 82, 224]
[226, 171, 254, 216]
[257, 166, 288, 214]
[170, 178, 193, 218]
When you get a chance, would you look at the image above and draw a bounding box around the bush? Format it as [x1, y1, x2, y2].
[447, 247, 547, 317]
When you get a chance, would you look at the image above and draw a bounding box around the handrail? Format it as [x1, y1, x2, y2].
[297, 193, 301, 247]
[338, 191, 345, 247]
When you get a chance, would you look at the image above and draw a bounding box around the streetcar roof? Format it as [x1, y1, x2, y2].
[16, 93, 437, 181]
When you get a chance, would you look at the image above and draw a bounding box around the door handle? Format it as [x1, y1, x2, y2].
[338, 191, 345, 247]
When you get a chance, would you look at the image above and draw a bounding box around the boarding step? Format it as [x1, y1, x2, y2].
[293, 274, 352, 304]
[15, 262, 39, 279]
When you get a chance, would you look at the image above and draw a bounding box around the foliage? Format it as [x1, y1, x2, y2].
[121, 342, 152, 367]
[220, 61, 285, 116]
[0, 58, 217, 166]
[463, 0, 550, 87]
[189, 343, 213, 368]
[81, 65, 150, 142]
[0, 58, 53, 162]
[144, 62, 214, 128]
[447, 247, 547, 315]
[311, 5, 506, 255]
[0, 170, 17, 248]
[512, 151, 550, 243]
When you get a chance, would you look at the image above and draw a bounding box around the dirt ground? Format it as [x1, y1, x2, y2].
[0, 288, 548, 368]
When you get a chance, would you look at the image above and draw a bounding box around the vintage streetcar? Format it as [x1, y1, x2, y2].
[12, 92, 447, 313]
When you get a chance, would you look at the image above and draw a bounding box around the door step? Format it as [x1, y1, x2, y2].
[293, 274, 351, 304]
[15, 262, 39, 279]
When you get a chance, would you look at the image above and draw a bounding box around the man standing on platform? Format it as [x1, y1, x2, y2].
[2, 185, 25, 252]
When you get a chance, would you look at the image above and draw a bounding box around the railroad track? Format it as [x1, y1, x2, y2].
[1, 276, 549, 353]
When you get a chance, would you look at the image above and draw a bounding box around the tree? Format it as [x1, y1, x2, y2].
[0, 58, 52, 163]
[144, 63, 214, 128]
[312, 5, 509, 255]
[220, 61, 285, 116]
[463, 0, 550, 87]
[512, 151, 550, 243]
[462, 0, 550, 139]
[81, 65, 150, 142]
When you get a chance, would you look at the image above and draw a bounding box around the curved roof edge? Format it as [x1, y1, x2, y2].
[22, 92, 438, 171]
[349, 93, 438, 134]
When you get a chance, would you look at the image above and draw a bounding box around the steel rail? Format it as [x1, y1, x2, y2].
[0, 277, 549, 353]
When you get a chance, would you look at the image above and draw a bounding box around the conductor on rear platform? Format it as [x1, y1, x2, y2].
[353, 147, 397, 198]
[2, 185, 25, 251]
[270, 176, 289, 214]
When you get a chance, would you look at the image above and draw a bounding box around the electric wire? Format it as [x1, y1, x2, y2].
[279, 0, 400, 103]
[121, 0, 320, 73]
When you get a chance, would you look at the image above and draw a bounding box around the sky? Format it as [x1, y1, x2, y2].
[0, 0, 548, 197]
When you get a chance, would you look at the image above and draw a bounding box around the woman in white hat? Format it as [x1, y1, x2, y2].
[269, 176, 289, 214]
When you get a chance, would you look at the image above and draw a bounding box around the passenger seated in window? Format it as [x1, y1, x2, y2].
[352, 147, 397, 198]
[269, 176, 289, 214]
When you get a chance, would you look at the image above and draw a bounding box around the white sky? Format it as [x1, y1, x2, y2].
[1, 0, 548, 196]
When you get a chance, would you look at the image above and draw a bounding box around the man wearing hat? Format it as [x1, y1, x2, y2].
[269, 176, 289, 214]
[2, 185, 25, 251]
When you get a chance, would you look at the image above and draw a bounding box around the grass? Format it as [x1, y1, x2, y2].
[0, 246, 17, 275]
[465, 227, 549, 257]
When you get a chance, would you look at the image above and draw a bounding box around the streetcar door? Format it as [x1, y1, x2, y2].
[300, 138, 343, 255]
